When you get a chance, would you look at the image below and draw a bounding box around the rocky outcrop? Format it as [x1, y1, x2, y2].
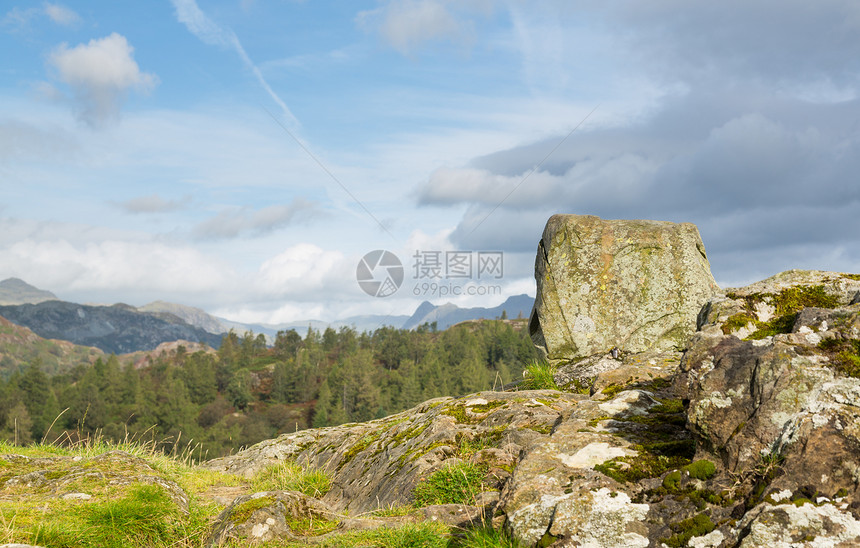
[202, 390, 574, 514]
[530, 214, 719, 364]
[676, 270, 860, 545]
[200, 269, 860, 547]
[205, 490, 340, 546]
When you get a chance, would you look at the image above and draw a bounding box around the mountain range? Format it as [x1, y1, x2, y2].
[0, 277, 534, 354]
[0, 300, 224, 355]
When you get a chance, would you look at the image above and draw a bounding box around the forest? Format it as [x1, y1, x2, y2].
[0, 319, 537, 460]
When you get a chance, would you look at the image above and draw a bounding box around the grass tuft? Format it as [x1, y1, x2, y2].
[452, 526, 526, 547]
[413, 461, 488, 506]
[251, 460, 331, 497]
[282, 522, 451, 548]
[520, 361, 559, 391]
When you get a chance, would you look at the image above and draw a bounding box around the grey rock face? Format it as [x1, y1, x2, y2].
[530, 214, 719, 364]
[201, 391, 571, 514]
[676, 271, 860, 545]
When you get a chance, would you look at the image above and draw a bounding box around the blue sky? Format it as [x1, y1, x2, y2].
[2, 1, 860, 324]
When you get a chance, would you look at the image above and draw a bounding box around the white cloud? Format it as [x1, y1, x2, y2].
[171, 0, 231, 47]
[43, 3, 81, 26]
[48, 33, 158, 127]
[2, 4, 80, 28]
[3, 236, 234, 303]
[357, 0, 493, 54]
[257, 243, 348, 293]
[115, 194, 190, 214]
[1, 6, 39, 28]
[192, 199, 318, 239]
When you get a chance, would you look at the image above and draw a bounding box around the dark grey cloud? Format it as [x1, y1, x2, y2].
[606, 0, 860, 87]
[417, 1, 860, 285]
[193, 199, 318, 240]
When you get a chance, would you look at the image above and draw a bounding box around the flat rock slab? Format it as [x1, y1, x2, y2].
[530, 214, 718, 363]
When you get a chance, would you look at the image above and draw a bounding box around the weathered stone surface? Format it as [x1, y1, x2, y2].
[679, 273, 860, 516]
[554, 348, 681, 396]
[202, 391, 575, 514]
[724, 269, 860, 305]
[205, 490, 338, 547]
[421, 503, 487, 528]
[530, 214, 718, 364]
[498, 383, 691, 546]
[735, 502, 860, 547]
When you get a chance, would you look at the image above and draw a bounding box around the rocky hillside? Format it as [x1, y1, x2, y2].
[0, 300, 225, 354]
[138, 300, 229, 335]
[2, 215, 860, 547]
[0, 314, 103, 378]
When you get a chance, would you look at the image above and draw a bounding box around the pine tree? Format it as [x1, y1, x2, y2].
[312, 379, 332, 428]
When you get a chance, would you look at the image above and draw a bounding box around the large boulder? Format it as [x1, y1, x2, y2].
[530, 214, 719, 364]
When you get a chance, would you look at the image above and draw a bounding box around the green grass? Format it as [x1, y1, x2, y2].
[250, 459, 331, 497]
[281, 522, 451, 548]
[451, 526, 526, 548]
[30, 485, 193, 548]
[818, 337, 860, 378]
[520, 361, 559, 391]
[413, 461, 489, 506]
[284, 515, 339, 536]
[0, 433, 240, 547]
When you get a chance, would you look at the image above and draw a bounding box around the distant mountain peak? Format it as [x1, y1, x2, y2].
[0, 278, 57, 305]
[402, 294, 534, 331]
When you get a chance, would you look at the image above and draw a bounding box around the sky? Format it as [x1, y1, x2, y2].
[2, 1, 860, 325]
